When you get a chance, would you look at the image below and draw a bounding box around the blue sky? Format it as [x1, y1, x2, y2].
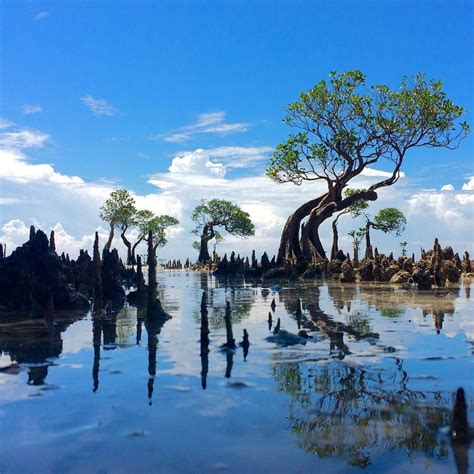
[0, 1, 473, 258]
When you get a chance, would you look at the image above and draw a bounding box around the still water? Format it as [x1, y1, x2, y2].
[0, 272, 473, 473]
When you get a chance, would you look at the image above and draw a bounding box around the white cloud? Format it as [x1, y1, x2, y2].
[360, 168, 405, 178]
[406, 189, 474, 248]
[81, 94, 117, 116]
[441, 184, 455, 191]
[159, 111, 248, 143]
[0, 120, 49, 149]
[199, 146, 272, 169]
[35, 11, 49, 21]
[168, 149, 226, 178]
[0, 149, 83, 185]
[462, 176, 474, 191]
[21, 104, 43, 115]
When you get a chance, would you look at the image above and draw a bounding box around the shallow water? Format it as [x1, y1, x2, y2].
[0, 272, 473, 473]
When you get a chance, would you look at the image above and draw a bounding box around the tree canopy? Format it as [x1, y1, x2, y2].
[268, 71, 468, 187]
[145, 215, 180, 251]
[99, 189, 137, 250]
[100, 189, 136, 230]
[192, 198, 255, 262]
[371, 208, 407, 235]
[192, 199, 255, 237]
[99, 189, 179, 262]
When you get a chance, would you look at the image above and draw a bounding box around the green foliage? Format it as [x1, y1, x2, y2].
[267, 71, 469, 185]
[372, 208, 406, 236]
[144, 215, 179, 249]
[134, 210, 155, 235]
[343, 188, 369, 218]
[348, 227, 367, 250]
[191, 198, 255, 238]
[99, 189, 136, 229]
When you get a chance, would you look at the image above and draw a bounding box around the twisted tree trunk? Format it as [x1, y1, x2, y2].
[104, 225, 114, 251]
[276, 196, 325, 266]
[120, 229, 133, 265]
[131, 237, 145, 266]
[303, 189, 378, 263]
[198, 225, 215, 263]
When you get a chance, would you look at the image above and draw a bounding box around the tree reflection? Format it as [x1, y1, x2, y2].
[0, 310, 87, 386]
[273, 357, 454, 467]
[271, 285, 468, 469]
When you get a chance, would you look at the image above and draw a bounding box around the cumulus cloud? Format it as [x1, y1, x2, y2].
[81, 94, 117, 116]
[406, 188, 474, 250]
[159, 111, 248, 143]
[462, 176, 474, 191]
[441, 184, 455, 191]
[21, 104, 43, 115]
[0, 149, 84, 185]
[168, 149, 226, 178]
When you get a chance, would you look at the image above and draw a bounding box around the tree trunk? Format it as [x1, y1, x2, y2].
[276, 196, 325, 266]
[302, 189, 378, 264]
[120, 230, 132, 265]
[353, 243, 359, 264]
[302, 191, 338, 262]
[104, 225, 114, 251]
[131, 238, 144, 266]
[197, 225, 214, 263]
[331, 217, 339, 260]
[198, 236, 211, 263]
[365, 222, 373, 259]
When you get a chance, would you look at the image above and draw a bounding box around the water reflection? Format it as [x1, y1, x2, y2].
[0, 275, 472, 473]
[273, 357, 454, 467]
[0, 310, 87, 386]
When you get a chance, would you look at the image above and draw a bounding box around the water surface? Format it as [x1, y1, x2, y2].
[1, 272, 473, 473]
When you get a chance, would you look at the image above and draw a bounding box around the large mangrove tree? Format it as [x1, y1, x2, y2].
[267, 71, 469, 267]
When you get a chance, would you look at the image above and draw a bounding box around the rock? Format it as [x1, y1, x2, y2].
[390, 270, 411, 284]
[263, 266, 291, 280]
[443, 260, 461, 283]
[0, 230, 90, 312]
[461, 252, 472, 273]
[327, 259, 343, 276]
[340, 258, 355, 283]
[412, 267, 433, 290]
[358, 259, 375, 282]
[380, 263, 400, 282]
[442, 246, 455, 260]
